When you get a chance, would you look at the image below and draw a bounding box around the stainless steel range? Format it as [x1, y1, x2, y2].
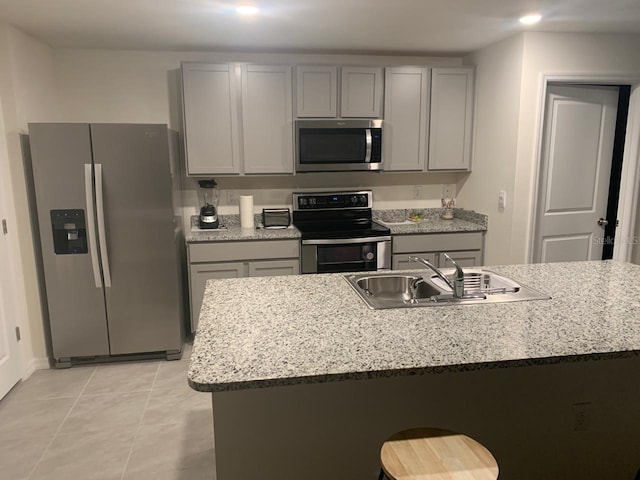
[292, 191, 391, 274]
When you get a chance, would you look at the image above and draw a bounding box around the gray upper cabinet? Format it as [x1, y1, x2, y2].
[340, 66, 384, 118]
[428, 67, 474, 171]
[181, 62, 293, 175]
[182, 60, 474, 175]
[383, 67, 430, 171]
[181, 63, 240, 175]
[295, 65, 338, 118]
[294, 65, 383, 118]
[241, 64, 294, 174]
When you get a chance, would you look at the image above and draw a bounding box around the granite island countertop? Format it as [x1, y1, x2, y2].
[188, 260, 640, 392]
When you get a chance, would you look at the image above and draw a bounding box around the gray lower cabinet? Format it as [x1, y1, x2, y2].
[438, 250, 482, 267]
[392, 232, 484, 270]
[248, 260, 299, 277]
[188, 240, 300, 332]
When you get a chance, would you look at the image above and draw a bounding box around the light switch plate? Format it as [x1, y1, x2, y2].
[498, 190, 507, 209]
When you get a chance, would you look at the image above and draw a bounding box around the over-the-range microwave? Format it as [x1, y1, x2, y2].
[295, 119, 383, 172]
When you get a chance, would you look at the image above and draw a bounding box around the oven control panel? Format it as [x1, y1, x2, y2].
[293, 191, 373, 210]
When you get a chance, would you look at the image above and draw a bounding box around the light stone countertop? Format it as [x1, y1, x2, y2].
[185, 209, 487, 243]
[379, 217, 485, 234]
[188, 260, 640, 392]
[185, 214, 301, 242]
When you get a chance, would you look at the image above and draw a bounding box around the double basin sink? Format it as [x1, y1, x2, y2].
[344, 268, 550, 309]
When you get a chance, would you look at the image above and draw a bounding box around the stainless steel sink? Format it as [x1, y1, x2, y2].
[354, 275, 442, 303]
[344, 269, 550, 309]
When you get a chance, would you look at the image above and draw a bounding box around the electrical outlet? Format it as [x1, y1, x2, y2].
[498, 190, 507, 209]
[413, 186, 422, 200]
[572, 402, 592, 431]
[226, 191, 239, 205]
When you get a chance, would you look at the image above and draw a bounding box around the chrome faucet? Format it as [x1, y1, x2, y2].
[408, 254, 466, 298]
[442, 253, 465, 298]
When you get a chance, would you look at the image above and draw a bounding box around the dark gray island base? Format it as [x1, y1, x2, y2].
[188, 261, 640, 480]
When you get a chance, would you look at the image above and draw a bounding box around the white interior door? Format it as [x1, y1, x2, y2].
[533, 84, 619, 263]
[0, 228, 22, 399]
[0, 112, 23, 399]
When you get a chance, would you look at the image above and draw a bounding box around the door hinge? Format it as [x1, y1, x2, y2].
[2, 219, 7, 235]
[15, 326, 21, 341]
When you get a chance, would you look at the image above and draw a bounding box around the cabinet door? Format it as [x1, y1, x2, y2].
[340, 66, 383, 118]
[438, 251, 482, 268]
[383, 67, 429, 171]
[428, 67, 474, 171]
[295, 66, 338, 118]
[241, 64, 294, 174]
[392, 253, 437, 270]
[182, 63, 240, 175]
[248, 259, 300, 277]
[189, 262, 244, 331]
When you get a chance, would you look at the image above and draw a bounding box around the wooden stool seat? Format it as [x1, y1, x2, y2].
[380, 427, 499, 480]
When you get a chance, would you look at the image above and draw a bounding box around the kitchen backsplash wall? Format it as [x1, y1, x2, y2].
[181, 171, 468, 231]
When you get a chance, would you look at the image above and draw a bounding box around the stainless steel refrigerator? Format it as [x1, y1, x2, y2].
[28, 123, 185, 367]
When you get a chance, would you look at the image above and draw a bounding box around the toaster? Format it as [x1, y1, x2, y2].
[262, 208, 291, 229]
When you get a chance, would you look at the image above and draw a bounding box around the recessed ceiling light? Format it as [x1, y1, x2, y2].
[519, 13, 542, 25]
[236, 5, 259, 15]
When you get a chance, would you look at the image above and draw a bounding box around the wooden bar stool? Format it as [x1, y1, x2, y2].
[379, 427, 499, 480]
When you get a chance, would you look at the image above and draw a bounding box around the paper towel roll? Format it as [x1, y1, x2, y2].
[240, 195, 254, 228]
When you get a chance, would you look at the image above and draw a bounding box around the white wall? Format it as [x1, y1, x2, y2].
[52, 48, 462, 126]
[10, 27, 640, 367]
[4, 36, 469, 368]
[510, 32, 640, 264]
[458, 35, 524, 265]
[51, 48, 468, 224]
[462, 32, 640, 266]
[0, 24, 57, 370]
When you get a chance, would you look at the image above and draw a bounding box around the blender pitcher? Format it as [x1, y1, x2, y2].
[198, 179, 220, 229]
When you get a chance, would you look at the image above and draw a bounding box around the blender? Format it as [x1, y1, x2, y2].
[198, 179, 220, 229]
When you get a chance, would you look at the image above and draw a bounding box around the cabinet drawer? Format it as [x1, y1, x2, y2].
[248, 259, 300, 276]
[189, 239, 300, 263]
[392, 253, 437, 270]
[439, 251, 481, 268]
[393, 232, 482, 254]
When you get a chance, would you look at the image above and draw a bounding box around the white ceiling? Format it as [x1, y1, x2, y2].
[1, 0, 640, 55]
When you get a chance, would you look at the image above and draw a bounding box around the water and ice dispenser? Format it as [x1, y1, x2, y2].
[50, 209, 88, 254]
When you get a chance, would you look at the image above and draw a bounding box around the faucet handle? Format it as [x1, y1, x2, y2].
[442, 253, 465, 297]
[442, 253, 464, 279]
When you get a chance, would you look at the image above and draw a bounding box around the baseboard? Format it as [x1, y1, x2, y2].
[22, 357, 50, 379]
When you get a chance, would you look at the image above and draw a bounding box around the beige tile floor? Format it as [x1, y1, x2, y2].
[0, 342, 215, 480]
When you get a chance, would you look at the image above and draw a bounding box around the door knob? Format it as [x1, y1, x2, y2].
[597, 218, 608, 226]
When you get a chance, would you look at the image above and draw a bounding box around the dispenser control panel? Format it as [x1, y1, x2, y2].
[50, 209, 88, 254]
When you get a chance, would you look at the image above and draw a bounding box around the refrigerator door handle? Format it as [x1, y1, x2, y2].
[94, 164, 112, 288]
[84, 164, 102, 288]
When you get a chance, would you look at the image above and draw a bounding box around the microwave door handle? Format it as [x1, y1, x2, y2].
[364, 128, 372, 163]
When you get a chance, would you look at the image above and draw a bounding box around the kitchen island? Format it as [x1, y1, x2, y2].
[188, 261, 640, 480]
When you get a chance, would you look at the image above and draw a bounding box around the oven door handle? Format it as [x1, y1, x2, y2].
[364, 128, 372, 163]
[301, 236, 391, 246]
